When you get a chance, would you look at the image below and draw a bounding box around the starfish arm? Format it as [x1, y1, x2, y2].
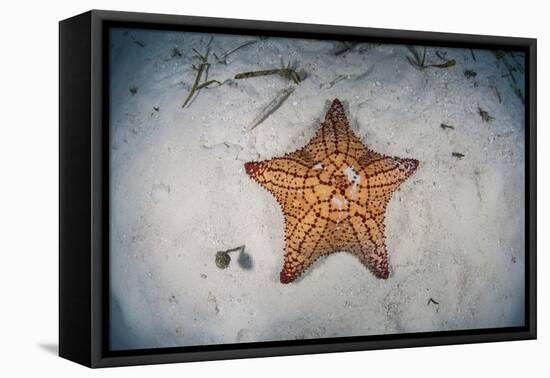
[280, 213, 329, 283]
[359, 156, 419, 204]
[303, 99, 365, 160]
[280, 245, 309, 284]
[244, 153, 313, 205]
[349, 215, 389, 279]
[357, 148, 383, 166]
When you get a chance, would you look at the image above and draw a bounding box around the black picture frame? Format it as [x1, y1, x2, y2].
[59, 9, 537, 368]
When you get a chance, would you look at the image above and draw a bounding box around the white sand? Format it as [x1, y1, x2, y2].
[108, 28, 525, 350]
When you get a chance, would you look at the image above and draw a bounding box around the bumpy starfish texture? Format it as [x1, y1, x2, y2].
[245, 99, 418, 283]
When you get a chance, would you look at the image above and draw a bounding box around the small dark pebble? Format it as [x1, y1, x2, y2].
[440, 123, 455, 130]
[129, 87, 138, 96]
[200, 273, 207, 279]
[464, 69, 477, 79]
[215, 251, 231, 269]
[171, 47, 182, 58]
[153, 106, 160, 112]
[511, 256, 517, 263]
[452, 152, 465, 158]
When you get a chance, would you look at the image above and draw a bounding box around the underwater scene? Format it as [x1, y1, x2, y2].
[109, 28, 526, 350]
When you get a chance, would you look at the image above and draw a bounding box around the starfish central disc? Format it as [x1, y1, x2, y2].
[245, 99, 418, 283]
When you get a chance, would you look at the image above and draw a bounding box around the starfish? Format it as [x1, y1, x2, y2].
[245, 99, 418, 283]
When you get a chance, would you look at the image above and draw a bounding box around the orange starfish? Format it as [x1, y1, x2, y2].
[245, 99, 418, 283]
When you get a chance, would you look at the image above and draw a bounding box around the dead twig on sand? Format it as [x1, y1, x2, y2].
[248, 86, 296, 131]
[130, 35, 145, 48]
[406, 46, 456, 70]
[182, 37, 225, 108]
[478, 107, 495, 123]
[214, 39, 261, 64]
[427, 298, 440, 305]
[495, 51, 525, 104]
[440, 123, 455, 130]
[235, 59, 302, 84]
[333, 41, 359, 56]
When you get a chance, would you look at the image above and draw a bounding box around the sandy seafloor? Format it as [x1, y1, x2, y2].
[108, 28, 526, 350]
